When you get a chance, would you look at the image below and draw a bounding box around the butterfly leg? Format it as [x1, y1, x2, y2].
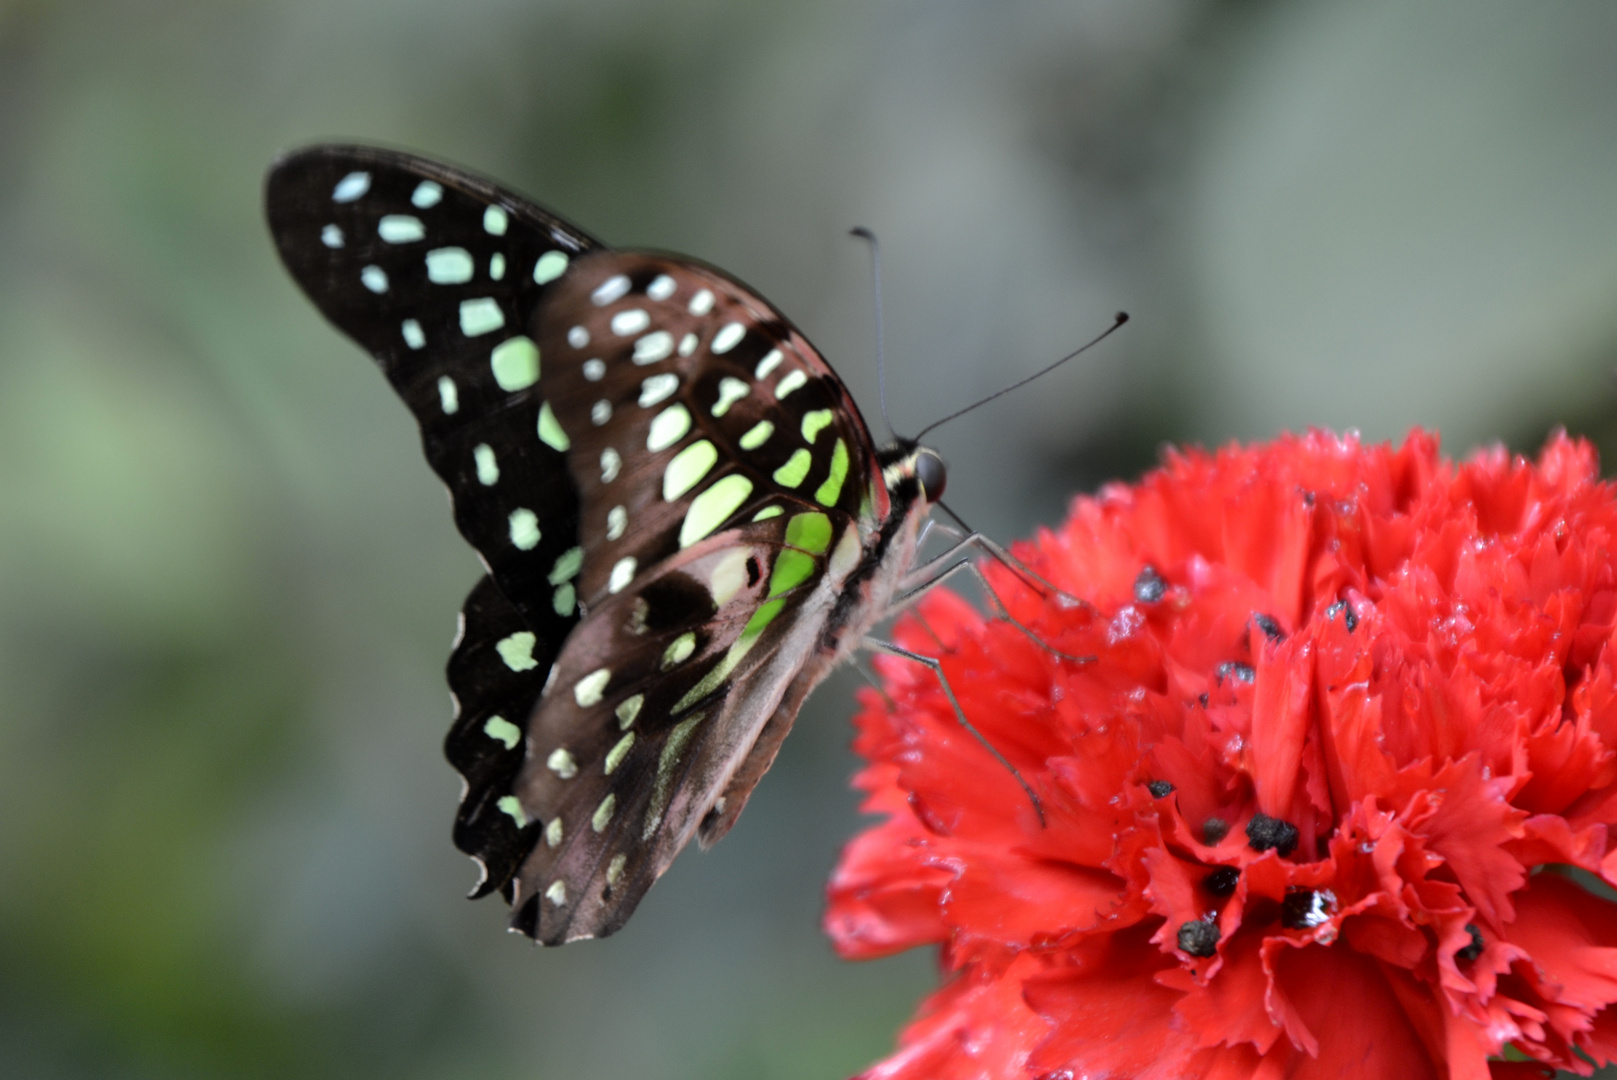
[862, 636, 1047, 828]
[894, 548, 1094, 665]
[918, 523, 1091, 611]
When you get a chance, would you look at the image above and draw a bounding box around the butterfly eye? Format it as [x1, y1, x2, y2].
[915, 449, 947, 502]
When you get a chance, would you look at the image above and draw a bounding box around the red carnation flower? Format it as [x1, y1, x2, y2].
[827, 430, 1617, 1080]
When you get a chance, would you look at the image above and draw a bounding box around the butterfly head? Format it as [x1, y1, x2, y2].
[879, 441, 948, 505]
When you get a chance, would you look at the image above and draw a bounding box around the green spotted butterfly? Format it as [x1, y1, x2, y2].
[266, 145, 954, 944]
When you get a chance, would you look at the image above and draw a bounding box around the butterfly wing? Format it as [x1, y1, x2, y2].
[266, 146, 895, 941]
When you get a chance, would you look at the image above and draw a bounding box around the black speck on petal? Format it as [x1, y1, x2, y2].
[1202, 817, 1229, 844]
[1202, 866, 1239, 897]
[1147, 780, 1175, 798]
[1216, 661, 1255, 685]
[1245, 812, 1299, 856]
[1134, 565, 1167, 604]
[1457, 923, 1485, 962]
[1252, 613, 1284, 642]
[1177, 919, 1220, 958]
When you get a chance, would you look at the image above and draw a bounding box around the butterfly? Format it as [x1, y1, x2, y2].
[264, 145, 957, 944]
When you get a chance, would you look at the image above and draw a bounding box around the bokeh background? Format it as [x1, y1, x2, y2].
[4, 1, 1617, 1077]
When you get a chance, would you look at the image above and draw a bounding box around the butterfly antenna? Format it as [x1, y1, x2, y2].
[914, 311, 1129, 441]
[850, 227, 896, 440]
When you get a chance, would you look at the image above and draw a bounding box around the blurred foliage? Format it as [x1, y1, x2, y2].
[1, 0, 1615, 1077]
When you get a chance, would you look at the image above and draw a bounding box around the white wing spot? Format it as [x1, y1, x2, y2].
[678, 332, 698, 356]
[402, 319, 425, 349]
[606, 854, 627, 887]
[320, 224, 343, 248]
[473, 443, 499, 486]
[545, 880, 567, 906]
[547, 747, 579, 778]
[609, 556, 637, 594]
[426, 247, 474, 284]
[633, 331, 674, 364]
[600, 447, 621, 482]
[688, 289, 715, 316]
[647, 404, 692, 451]
[647, 274, 677, 301]
[606, 505, 627, 541]
[360, 266, 388, 293]
[460, 298, 505, 336]
[591, 400, 613, 426]
[331, 171, 370, 202]
[534, 250, 569, 283]
[574, 668, 611, 707]
[437, 376, 459, 413]
[775, 370, 808, 399]
[509, 508, 541, 549]
[582, 358, 606, 381]
[568, 325, 591, 349]
[592, 274, 631, 305]
[711, 377, 749, 417]
[545, 818, 563, 848]
[662, 440, 718, 500]
[611, 309, 651, 336]
[377, 214, 425, 243]
[483, 205, 509, 235]
[410, 180, 443, 208]
[711, 323, 746, 354]
[639, 373, 679, 408]
[489, 252, 506, 280]
[739, 420, 772, 450]
[755, 349, 783, 379]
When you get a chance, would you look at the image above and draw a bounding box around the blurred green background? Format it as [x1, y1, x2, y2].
[4, 1, 1617, 1077]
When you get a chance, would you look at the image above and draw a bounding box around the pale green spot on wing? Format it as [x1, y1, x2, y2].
[437, 376, 459, 414]
[663, 440, 718, 500]
[605, 732, 635, 774]
[360, 265, 388, 293]
[402, 319, 425, 349]
[552, 582, 576, 617]
[548, 546, 583, 585]
[509, 508, 541, 550]
[679, 474, 753, 548]
[606, 854, 627, 887]
[815, 438, 849, 506]
[545, 880, 567, 906]
[474, 443, 499, 486]
[332, 171, 370, 201]
[537, 401, 571, 451]
[460, 297, 504, 337]
[739, 420, 773, 450]
[707, 547, 752, 606]
[497, 795, 528, 827]
[574, 668, 610, 707]
[711, 377, 749, 417]
[661, 632, 697, 670]
[775, 370, 807, 398]
[411, 181, 443, 208]
[483, 205, 509, 235]
[647, 404, 692, 451]
[545, 818, 563, 848]
[534, 250, 569, 283]
[547, 747, 578, 778]
[711, 322, 745, 354]
[785, 511, 832, 554]
[426, 247, 474, 284]
[800, 409, 833, 443]
[773, 448, 812, 488]
[592, 794, 617, 833]
[484, 715, 522, 749]
[377, 214, 425, 243]
[496, 632, 538, 671]
[490, 336, 540, 391]
[644, 712, 705, 839]
[752, 506, 783, 521]
[615, 694, 643, 729]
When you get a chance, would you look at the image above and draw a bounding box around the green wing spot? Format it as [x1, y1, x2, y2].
[800, 409, 833, 443]
[740, 598, 785, 642]
[548, 546, 583, 585]
[426, 247, 474, 283]
[591, 794, 616, 833]
[484, 715, 522, 750]
[773, 448, 812, 488]
[784, 511, 832, 554]
[534, 250, 569, 283]
[460, 297, 505, 337]
[679, 474, 754, 548]
[752, 506, 783, 521]
[437, 376, 459, 414]
[497, 795, 528, 827]
[491, 336, 540, 391]
[644, 712, 706, 840]
[739, 420, 773, 450]
[662, 631, 697, 670]
[605, 732, 635, 774]
[474, 443, 500, 485]
[537, 401, 571, 451]
[509, 508, 541, 550]
[769, 549, 817, 598]
[496, 632, 538, 671]
[815, 438, 849, 506]
[663, 440, 718, 500]
[615, 694, 644, 729]
[552, 582, 576, 617]
[484, 205, 509, 235]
